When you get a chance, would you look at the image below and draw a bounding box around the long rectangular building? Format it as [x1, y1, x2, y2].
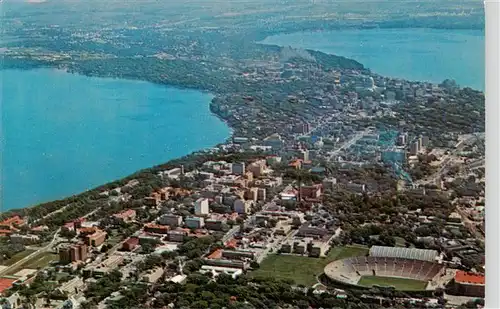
[369, 246, 439, 262]
[452, 271, 485, 297]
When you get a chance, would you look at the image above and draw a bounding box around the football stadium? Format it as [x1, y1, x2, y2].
[323, 246, 446, 291]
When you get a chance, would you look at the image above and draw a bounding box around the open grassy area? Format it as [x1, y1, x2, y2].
[22, 252, 58, 270]
[106, 229, 123, 246]
[4, 252, 59, 276]
[394, 237, 406, 247]
[327, 246, 369, 260]
[251, 246, 368, 287]
[2, 250, 36, 266]
[357, 275, 428, 291]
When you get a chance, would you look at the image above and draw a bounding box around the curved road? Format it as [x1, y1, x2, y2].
[0, 228, 61, 277]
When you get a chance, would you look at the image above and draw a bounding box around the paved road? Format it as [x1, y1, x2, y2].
[327, 129, 371, 161]
[415, 153, 484, 187]
[108, 238, 126, 255]
[413, 141, 473, 186]
[414, 156, 452, 186]
[455, 206, 484, 241]
[257, 229, 297, 264]
[31, 205, 71, 225]
[0, 228, 61, 276]
[450, 158, 485, 180]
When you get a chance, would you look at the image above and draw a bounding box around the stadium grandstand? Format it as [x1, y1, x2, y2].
[323, 247, 446, 292]
[369, 246, 439, 262]
[451, 271, 485, 298]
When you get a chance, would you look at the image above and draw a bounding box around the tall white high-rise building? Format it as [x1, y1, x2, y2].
[194, 198, 209, 216]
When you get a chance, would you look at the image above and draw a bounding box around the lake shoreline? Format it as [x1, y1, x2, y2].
[1, 68, 231, 212]
[258, 28, 485, 92]
[1, 26, 484, 214]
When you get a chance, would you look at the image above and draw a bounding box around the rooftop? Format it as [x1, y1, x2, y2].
[144, 223, 170, 230]
[455, 271, 485, 285]
[114, 209, 136, 219]
[124, 237, 139, 246]
[0, 278, 16, 293]
[87, 229, 107, 239]
[13, 269, 37, 279]
[207, 249, 223, 260]
[369, 246, 439, 262]
[0, 216, 24, 227]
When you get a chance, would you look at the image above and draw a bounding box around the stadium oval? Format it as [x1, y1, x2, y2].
[323, 246, 446, 292]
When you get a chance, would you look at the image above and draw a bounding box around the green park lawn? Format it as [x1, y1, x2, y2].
[22, 252, 59, 270]
[4, 252, 59, 276]
[357, 275, 428, 290]
[2, 249, 36, 266]
[251, 246, 369, 287]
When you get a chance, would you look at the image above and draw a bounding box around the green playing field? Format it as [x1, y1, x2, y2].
[357, 275, 428, 291]
[251, 246, 369, 286]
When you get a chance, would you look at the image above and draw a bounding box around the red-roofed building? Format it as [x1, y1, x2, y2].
[280, 188, 298, 201]
[31, 225, 49, 234]
[73, 218, 86, 229]
[158, 187, 171, 201]
[0, 216, 25, 230]
[288, 159, 302, 170]
[63, 222, 75, 231]
[453, 271, 485, 297]
[0, 230, 13, 236]
[0, 278, 16, 294]
[207, 249, 223, 260]
[113, 209, 136, 223]
[78, 227, 97, 236]
[122, 237, 139, 251]
[299, 184, 322, 200]
[144, 193, 161, 207]
[225, 238, 238, 249]
[85, 229, 107, 247]
[144, 223, 170, 234]
[63, 218, 86, 231]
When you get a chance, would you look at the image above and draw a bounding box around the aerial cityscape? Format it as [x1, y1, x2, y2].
[0, 0, 486, 309]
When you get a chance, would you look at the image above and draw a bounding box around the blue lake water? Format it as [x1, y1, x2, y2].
[260, 28, 485, 91]
[1, 69, 230, 211]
